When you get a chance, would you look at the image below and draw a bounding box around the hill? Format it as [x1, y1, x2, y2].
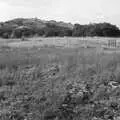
[0, 18, 73, 29]
[0, 18, 73, 38]
[0, 18, 120, 38]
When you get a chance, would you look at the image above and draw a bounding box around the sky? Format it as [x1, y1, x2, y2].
[0, 0, 120, 27]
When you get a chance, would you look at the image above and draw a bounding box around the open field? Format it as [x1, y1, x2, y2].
[1, 37, 120, 48]
[0, 37, 119, 67]
[1, 37, 120, 120]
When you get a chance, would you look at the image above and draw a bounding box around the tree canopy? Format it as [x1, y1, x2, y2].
[0, 18, 120, 38]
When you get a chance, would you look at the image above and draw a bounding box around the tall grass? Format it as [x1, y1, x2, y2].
[1, 43, 120, 120]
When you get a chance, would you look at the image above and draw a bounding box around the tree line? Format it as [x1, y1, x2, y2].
[0, 22, 120, 38]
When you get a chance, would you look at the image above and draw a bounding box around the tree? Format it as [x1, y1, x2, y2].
[72, 23, 120, 37]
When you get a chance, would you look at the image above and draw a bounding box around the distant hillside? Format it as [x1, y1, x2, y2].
[0, 18, 73, 29]
[0, 18, 73, 38]
[0, 18, 120, 38]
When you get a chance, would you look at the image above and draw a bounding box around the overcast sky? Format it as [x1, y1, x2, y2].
[0, 0, 120, 27]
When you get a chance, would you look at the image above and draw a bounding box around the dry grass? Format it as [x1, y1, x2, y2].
[0, 37, 120, 120]
[0, 37, 120, 49]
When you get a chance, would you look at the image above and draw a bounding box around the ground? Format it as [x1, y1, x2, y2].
[0, 37, 120, 120]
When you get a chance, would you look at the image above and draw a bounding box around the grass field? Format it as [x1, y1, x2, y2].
[1, 37, 120, 120]
[0, 37, 120, 68]
[1, 37, 120, 48]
